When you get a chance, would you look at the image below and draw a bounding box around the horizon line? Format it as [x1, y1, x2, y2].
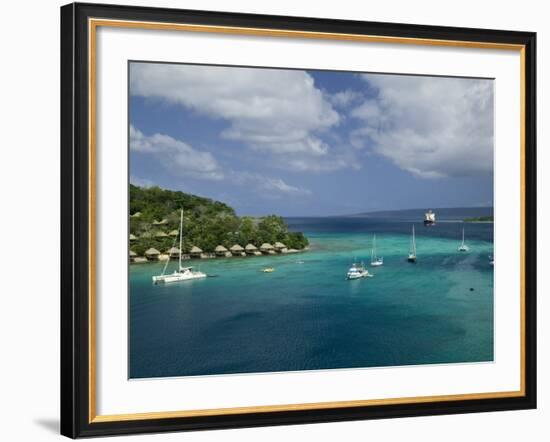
[238, 206, 494, 219]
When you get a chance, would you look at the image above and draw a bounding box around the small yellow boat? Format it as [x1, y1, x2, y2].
[261, 267, 275, 273]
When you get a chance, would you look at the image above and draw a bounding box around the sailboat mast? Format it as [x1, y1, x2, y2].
[462, 227, 465, 245]
[412, 225, 416, 255]
[179, 209, 183, 269]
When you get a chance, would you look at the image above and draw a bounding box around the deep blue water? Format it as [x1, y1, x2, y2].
[129, 217, 494, 378]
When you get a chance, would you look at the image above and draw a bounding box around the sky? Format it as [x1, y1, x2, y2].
[129, 62, 494, 217]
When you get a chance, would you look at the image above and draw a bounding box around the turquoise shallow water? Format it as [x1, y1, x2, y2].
[129, 218, 494, 378]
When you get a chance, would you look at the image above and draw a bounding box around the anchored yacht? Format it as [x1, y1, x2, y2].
[347, 262, 370, 280]
[458, 227, 470, 252]
[153, 266, 207, 283]
[424, 210, 436, 226]
[152, 209, 207, 283]
[370, 234, 384, 267]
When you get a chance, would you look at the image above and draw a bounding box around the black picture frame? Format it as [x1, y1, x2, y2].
[61, 2, 537, 438]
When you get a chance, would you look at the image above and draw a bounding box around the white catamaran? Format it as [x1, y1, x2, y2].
[408, 225, 417, 263]
[458, 227, 470, 252]
[370, 234, 383, 267]
[152, 209, 207, 284]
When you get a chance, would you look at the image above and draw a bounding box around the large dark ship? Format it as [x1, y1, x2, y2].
[424, 210, 436, 226]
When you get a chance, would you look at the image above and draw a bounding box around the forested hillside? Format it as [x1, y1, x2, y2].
[129, 185, 308, 255]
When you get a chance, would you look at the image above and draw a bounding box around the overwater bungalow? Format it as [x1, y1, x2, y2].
[190, 246, 203, 258]
[155, 231, 168, 238]
[245, 243, 262, 256]
[230, 244, 246, 256]
[167, 247, 180, 258]
[274, 242, 288, 253]
[129, 233, 137, 241]
[260, 243, 276, 255]
[144, 247, 160, 260]
[168, 229, 178, 237]
[215, 245, 231, 257]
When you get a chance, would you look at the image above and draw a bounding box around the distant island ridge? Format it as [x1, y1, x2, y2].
[336, 207, 494, 221]
[130, 184, 493, 221]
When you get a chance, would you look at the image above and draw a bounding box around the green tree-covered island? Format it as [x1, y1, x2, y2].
[129, 184, 308, 260]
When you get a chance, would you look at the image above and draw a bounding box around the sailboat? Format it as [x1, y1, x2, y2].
[458, 227, 470, 252]
[152, 209, 207, 284]
[407, 225, 417, 263]
[370, 234, 383, 267]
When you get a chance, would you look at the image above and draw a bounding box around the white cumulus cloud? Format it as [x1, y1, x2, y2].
[130, 125, 223, 180]
[260, 177, 312, 196]
[129, 175, 156, 188]
[351, 74, 494, 178]
[130, 126, 312, 197]
[130, 63, 345, 171]
[230, 171, 311, 196]
[328, 89, 363, 108]
[130, 63, 339, 154]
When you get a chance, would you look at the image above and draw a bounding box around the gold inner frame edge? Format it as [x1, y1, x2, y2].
[87, 18, 527, 424]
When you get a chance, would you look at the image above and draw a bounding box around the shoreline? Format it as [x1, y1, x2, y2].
[131, 247, 308, 264]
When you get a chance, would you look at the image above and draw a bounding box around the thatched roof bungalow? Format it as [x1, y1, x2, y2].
[189, 246, 203, 258]
[215, 245, 231, 257]
[144, 248, 160, 260]
[169, 229, 179, 237]
[129, 250, 137, 257]
[260, 243, 276, 254]
[230, 244, 245, 256]
[167, 247, 180, 258]
[152, 219, 168, 225]
[245, 244, 261, 256]
[129, 233, 137, 241]
[274, 241, 288, 253]
[130, 212, 141, 218]
[155, 231, 168, 238]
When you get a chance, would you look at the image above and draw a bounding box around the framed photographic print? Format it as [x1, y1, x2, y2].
[60, 2, 537, 438]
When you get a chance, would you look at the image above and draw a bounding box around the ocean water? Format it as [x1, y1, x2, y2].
[129, 218, 494, 379]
